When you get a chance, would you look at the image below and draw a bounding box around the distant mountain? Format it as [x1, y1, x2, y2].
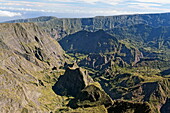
[4, 13, 170, 39]
[4, 16, 56, 23]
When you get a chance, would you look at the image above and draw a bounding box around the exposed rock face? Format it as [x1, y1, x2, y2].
[0, 23, 65, 112]
[52, 63, 94, 97]
[6, 13, 170, 39]
[133, 49, 144, 65]
[5, 14, 170, 70]
[79, 54, 128, 70]
[78, 49, 142, 70]
[79, 54, 115, 70]
[0, 67, 42, 113]
[0, 23, 65, 68]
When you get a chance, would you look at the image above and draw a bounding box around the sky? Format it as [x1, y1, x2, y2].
[0, 0, 170, 22]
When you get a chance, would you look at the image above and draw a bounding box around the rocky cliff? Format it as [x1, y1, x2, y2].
[5, 13, 170, 39]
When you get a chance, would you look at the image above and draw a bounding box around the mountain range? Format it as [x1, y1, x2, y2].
[1, 12, 170, 113]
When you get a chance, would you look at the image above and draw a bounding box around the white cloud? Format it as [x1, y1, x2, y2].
[0, 7, 61, 13]
[47, 0, 123, 5]
[128, 2, 170, 13]
[134, 0, 170, 4]
[61, 8, 152, 16]
[129, 3, 162, 7]
[128, 2, 163, 11]
[0, 0, 170, 19]
[78, 0, 121, 5]
[0, 10, 21, 17]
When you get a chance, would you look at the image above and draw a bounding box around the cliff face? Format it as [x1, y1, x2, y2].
[0, 23, 65, 112]
[5, 13, 170, 39]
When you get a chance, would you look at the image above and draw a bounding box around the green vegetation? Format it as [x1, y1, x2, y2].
[2, 13, 170, 113]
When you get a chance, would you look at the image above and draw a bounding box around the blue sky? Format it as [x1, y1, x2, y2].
[0, 0, 170, 22]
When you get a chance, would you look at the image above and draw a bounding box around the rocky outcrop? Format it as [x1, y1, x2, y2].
[52, 63, 94, 97]
[79, 54, 129, 70]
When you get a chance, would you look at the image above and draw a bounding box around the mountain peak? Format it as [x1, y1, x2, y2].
[52, 63, 94, 97]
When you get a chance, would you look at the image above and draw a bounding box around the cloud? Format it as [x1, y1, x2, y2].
[128, 2, 170, 13]
[47, 0, 122, 5]
[0, 10, 21, 17]
[134, 0, 170, 4]
[0, 0, 170, 20]
[129, 3, 162, 7]
[0, 7, 64, 13]
[77, 0, 121, 5]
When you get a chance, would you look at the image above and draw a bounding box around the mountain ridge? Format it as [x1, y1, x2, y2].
[4, 12, 170, 40]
